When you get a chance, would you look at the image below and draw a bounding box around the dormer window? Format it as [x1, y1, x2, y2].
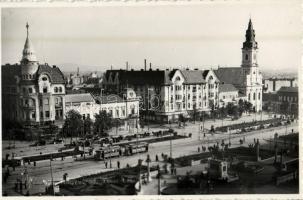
[42, 77, 47, 81]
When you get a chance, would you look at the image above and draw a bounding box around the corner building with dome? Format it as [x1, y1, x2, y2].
[2, 23, 66, 124]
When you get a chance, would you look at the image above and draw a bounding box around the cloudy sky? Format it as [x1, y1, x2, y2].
[1, 1, 301, 73]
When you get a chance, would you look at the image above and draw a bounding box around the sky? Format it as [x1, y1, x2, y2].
[1, 1, 301, 73]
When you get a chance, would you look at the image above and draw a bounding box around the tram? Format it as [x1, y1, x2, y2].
[94, 146, 122, 160]
[124, 142, 149, 156]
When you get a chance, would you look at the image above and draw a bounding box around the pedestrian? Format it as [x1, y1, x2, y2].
[174, 168, 177, 175]
[19, 181, 23, 191]
[117, 161, 120, 169]
[34, 161, 36, 167]
[198, 147, 200, 152]
[155, 154, 159, 162]
[3, 173, 7, 183]
[105, 161, 108, 168]
[126, 163, 130, 168]
[15, 181, 18, 191]
[6, 166, 10, 176]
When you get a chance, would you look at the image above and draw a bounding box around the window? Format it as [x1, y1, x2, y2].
[59, 87, 63, 93]
[25, 99, 29, 106]
[122, 108, 126, 116]
[116, 109, 119, 117]
[253, 93, 256, 100]
[42, 77, 47, 81]
[175, 76, 181, 81]
[248, 93, 251, 101]
[258, 92, 261, 100]
[29, 88, 33, 94]
[54, 87, 58, 93]
[44, 98, 49, 105]
[188, 103, 190, 108]
[188, 94, 190, 100]
[43, 87, 48, 93]
[45, 111, 50, 118]
[245, 54, 248, 60]
[223, 166, 227, 172]
[31, 113, 36, 119]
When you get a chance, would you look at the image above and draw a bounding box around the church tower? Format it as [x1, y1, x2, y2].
[241, 18, 258, 69]
[241, 18, 263, 112]
[21, 23, 39, 80]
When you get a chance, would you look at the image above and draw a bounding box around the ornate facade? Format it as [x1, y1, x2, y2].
[2, 23, 66, 124]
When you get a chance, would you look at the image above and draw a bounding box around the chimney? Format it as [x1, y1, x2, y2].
[149, 63, 152, 70]
[144, 59, 147, 71]
[126, 62, 129, 71]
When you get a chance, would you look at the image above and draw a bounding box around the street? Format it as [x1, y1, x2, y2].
[2, 113, 298, 195]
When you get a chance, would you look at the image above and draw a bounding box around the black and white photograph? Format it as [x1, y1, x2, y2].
[1, 1, 301, 197]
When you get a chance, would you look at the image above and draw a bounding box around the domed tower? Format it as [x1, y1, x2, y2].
[21, 23, 39, 80]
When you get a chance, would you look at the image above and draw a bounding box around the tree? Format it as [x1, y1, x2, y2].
[226, 103, 238, 119]
[84, 117, 93, 135]
[94, 110, 113, 137]
[63, 110, 84, 144]
[244, 101, 253, 113]
[238, 99, 245, 116]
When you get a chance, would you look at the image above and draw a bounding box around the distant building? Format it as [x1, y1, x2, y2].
[218, 83, 240, 108]
[276, 87, 298, 117]
[2, 23, 66, 124]
[263, 78, 298, 94]
[263, 86, 298, 118]
[65, 89, 140, 124]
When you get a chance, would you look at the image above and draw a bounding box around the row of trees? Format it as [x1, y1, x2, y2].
[62, 110, 121, 141]
[185, 99, 253, 123]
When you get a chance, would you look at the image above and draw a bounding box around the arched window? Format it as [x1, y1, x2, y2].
[54, 87, 58, 93]
[248, 93, 250, 100]
[175, 76, 181, 81]
[59, 87, 63, 93]
[253, 93, 256, 100]
[245, 54, 248, 60]
[258, 92, 261, 100]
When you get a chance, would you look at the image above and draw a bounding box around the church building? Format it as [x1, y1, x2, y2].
[214, 19, 263, 112]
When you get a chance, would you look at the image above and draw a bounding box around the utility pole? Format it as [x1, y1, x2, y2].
[49, 157, 55, 196]
[169, 121, 172, 158]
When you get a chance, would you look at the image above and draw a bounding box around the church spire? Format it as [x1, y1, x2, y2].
[243, 18, 258, 49]
[21, 22, 38, 63]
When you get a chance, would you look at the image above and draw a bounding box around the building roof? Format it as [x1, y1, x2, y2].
[98, 94, 124, 104]
[219, 83, 238, 93]
[277, 86, 298, 93]
[105, 69, 173, 86]
[214, 67, 244, 86]
[65, 93, 95, 103]
[180, 70, 206, 84]
[37, 65, 65, 84]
